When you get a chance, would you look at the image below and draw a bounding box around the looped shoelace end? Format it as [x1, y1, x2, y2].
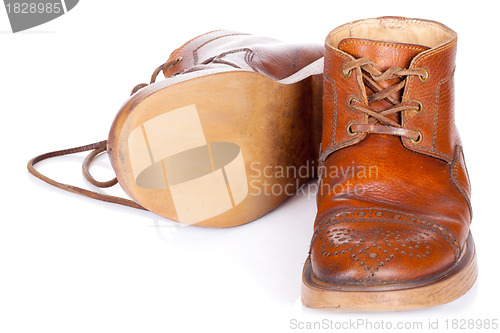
[130, 57, 183, 96]
[82, 144, 118, 188]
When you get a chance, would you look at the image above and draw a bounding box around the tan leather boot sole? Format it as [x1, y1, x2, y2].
[27, 30, 323, 228]
[108, 67, 323, 228]
[302, 233, 477, 311]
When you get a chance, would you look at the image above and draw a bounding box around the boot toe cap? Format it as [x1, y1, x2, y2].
[310, 209, 461, 287]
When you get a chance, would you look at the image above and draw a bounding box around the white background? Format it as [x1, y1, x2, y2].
[1, 1, 499, 332]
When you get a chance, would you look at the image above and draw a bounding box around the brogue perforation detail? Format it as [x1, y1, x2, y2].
[312, 208, 461, 261]
[318, 226, 437, 279]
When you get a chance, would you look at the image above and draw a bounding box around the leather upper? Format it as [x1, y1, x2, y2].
[163, 30, 324, 80]
[311, 17, 471, 286]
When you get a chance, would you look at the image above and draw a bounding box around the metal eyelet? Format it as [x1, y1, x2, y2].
[346, 122, 357, 136]
[411, 130, 423, 144]
[342, 67, 352, 79]
[419, 68, 429, 82]
[415, 100, 424, 113]
[347, 95, 359, 110]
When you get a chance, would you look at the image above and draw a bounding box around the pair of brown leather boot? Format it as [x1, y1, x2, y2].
[29, 16, 476, 310]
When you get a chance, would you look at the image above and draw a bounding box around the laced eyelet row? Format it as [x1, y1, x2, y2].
[340, 58, 431, 145]
[411, 99, 423, 144]
[344, 121, 423, 144]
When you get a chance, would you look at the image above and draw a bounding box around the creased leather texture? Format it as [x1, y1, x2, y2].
[163, 30, 324, 80]
[311, 17, 472, 286]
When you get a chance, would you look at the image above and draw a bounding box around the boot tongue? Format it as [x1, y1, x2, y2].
[338, 37, 429, 72]
[338, 38, 429, 106]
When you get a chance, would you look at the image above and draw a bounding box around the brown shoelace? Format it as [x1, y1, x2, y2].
[27, 140, 146, 210]
[85, 56, 184, 185]
[130, 57, 183, 95]
[342, 58, 428, 142]
[27, 58, 184, 210]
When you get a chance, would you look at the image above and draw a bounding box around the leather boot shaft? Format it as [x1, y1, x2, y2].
[163, 30, 324, 80]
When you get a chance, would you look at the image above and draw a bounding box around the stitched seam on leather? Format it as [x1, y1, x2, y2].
[339, 39, 428, 52]
[403, 39, 456, 108]
[320, 51, 367, 165]
[414, 39, 456, 64]
[415, 147, 452, 160]
[450, 145, 473, 216]
[312, 208, 461, 259]
[193, 33, 250, 65]
[347, 18, 454, 40]
[314, 208, 458, 246]
[405, 144, 452, 161]
[170, 30, 224, 60]
[460, 147, 472, 187]
[319, 135, 365, 165]
[312, 217, 459, 261]
[314, 216, 453, 247]
[329, 19, 454, 53]
[402, 40, 456, 162]
[432, 73, 454, 150]
[324, 73, 338, 146]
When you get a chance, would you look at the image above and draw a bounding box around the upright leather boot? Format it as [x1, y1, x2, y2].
[302, 17, 477, 310]
[28, 30, 324, 228]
